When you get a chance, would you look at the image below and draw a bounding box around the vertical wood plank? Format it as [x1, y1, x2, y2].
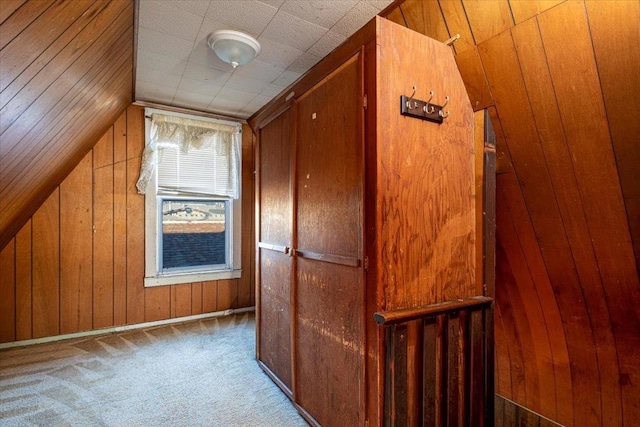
[480, 27, 600, 425]
[32, 189, 60, 338]
[422, 319, 438, 426]
[437, 0, 475, 53]
[447, 315, 460, 427]
[113, 109, 127, 163]
[462, 0, 514, 44]
[93, 126, 113, 169]
[400, 0, 450, 42]
[384, 7, 405, 27]
[436, 314, 448, 427]
[512, 15, 620, 425]
[202, 280, 218, 313]
[171, 284, 192, 318]
[474, 111, 484, 296]
[493, 243, 527, 403]
[538, 3, 640, 424]
[587, 0, 640, 279]
[145, 285, 170, 322]
[191, 282, 202, 315]
[455, 47, 493, 111]
[113, 159, 127, 325]
[238, 124, 254, 308]
[126, 106, 145, 324]
[59, 152, 93, 334]
[0, 239, 16, 342]
[126, 104, 144, 160]
[509, 0, 564, 24]
[93, 151, 114, 329]
[470, 310, 485, 426]
[494, 302, 513, 399]
[217, 279, 237, 311]
[15, 219, 31, 340]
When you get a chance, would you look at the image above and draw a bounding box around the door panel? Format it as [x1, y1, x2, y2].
[259, 250, 292, 389]
[296, 54, 363, 260]
[295, 258, 364, 426]
[258, 109, 293, 391]
[294, 53, 365, 425]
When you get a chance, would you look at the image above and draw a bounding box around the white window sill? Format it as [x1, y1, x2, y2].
[144, 269, 242, 287]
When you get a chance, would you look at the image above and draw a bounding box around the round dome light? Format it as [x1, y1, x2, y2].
[207, 30, 261, 69]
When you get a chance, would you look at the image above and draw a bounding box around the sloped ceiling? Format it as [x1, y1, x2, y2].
[0, 0, 134, 249]
[1, 2, 639, 426]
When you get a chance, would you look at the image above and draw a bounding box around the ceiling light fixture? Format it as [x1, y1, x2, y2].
[207, 30, 261, 69]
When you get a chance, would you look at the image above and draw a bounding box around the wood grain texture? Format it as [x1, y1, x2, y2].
[295, 54, 362, 259]
[0, 240, 16, 342]
[1, 105, 254, 343]
[376, 19, 475, 309]
[400, 0, 450, 42]
[474, 111, 484, 295]
[59, 152, 93, 334]
[462, 0, 513, 44]
[216, 279, 237, 311]
[113, 157, 127, 326]
[31, 189, 60, 339]
[511, 16, 620, 425]
[15, 220, 31, 340]
[191, 282, 202, 315]
[455, 46, 493, 111]
[238, 124, 254, 308]
[538, 3, 640, 424]
[0, 0, 133, 250]
[508, 0, 564, 24]
[93, 149, 114, 329]
[437, 0, 475, 54]
[295, 258, 364, 427]
[587, 0, 640, 285]
[171, 284, 191, 319]
[93, 125, 114, 169]
[0, 0, 30, 25]
[257, 108, 294, 392]
[125, 111, 145, 325]
[253, 18, 481, 427]
[480, 27, 601, 426]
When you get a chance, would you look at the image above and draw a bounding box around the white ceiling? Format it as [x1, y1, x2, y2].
[135, 0, 394, 120]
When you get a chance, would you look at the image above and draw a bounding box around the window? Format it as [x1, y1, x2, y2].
[139, 108, 242, 287]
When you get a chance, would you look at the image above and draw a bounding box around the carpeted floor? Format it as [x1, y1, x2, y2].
[0, 313, 308, 427]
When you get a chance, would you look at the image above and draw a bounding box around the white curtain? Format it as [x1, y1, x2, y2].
[136, 113, 241, 199]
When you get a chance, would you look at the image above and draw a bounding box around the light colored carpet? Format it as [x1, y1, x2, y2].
[0, 313, 308, 427]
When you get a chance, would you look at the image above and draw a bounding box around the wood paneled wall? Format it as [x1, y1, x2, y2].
[0, 0, 134, 250]
[383, 1, 640, 426]
[0, 105, 255, 343]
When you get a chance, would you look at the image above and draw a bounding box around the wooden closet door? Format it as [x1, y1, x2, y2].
[294, 53, 365, 426]
[257, 108, 294, 393]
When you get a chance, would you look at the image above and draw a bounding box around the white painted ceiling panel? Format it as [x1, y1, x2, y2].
[135, 0, 394, 119]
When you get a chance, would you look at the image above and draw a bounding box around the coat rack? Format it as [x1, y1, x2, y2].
[400, 86, 450, 124]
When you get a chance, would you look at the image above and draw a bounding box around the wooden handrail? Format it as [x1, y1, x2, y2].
[374, 296, 492, 325]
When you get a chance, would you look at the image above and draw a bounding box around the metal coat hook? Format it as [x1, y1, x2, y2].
[423, 91, 435, 114]
[406, 86, 417, 109]
[400, 90, 449, 124]
[438, 96, 450, 118]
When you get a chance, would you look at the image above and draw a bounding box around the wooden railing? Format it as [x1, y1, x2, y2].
[375, 296, 493, 427]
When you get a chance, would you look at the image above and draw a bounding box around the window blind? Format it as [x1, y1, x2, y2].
[136, 111, 241, 198]
[157, 143, 233, 197]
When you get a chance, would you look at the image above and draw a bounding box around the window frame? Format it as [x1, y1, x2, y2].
[143, 108, 242, 287]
